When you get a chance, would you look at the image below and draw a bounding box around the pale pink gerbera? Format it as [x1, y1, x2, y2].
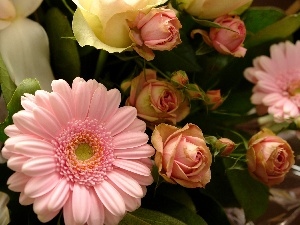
[2, 77, 154, 225]
[244, 41, 300, 123]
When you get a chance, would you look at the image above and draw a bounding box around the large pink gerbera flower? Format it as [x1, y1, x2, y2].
[244, 41, 300, 123]
[2, 77, 154, 225]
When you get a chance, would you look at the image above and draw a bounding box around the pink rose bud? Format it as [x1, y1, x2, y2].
[216, 138, 236, 156]
[191, 15, 246, 57]
[205, 89, 224, 110]
[152, 123, 212, 188]
[126, 69, 190, 127]
[247, 128, 295, 186]
[170, 70, 189, 88]
[128, 7, 182, 61]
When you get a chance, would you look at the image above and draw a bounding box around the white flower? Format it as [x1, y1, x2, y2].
[0, 0, 54, 91]
[0, 192, 10, 225]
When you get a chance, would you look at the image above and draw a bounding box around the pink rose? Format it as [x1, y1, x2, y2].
[128, 7, 182, 60]
[191, 15, 246, 57]
[216, 138, 236, 156]
[247, 128, 295, 186]
[126, 69, 190, 127]
[152, 123, 212, 188]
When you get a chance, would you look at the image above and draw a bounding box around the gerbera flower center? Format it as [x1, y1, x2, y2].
[54, 119, 114, 187]
[288, 80, 300, 96]
[75, 143, 94, 161]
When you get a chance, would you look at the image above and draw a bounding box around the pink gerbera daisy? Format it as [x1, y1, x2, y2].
[2, 77, 154, 224]
[244, 41, 300, 123]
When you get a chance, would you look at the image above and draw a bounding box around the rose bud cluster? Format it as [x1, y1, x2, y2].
[152, 123, 212, 188]
[246, 128, 295, 186]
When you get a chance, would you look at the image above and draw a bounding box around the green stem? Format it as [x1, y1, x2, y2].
[62, 0, 74, 14]
[94, 50, 109, 80]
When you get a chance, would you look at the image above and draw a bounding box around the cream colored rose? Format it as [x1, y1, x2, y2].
[175, 0, 252, 19]
[71, 0, 168, 53]
[247, 128, 295, 186]
[152, 123, 212, 188]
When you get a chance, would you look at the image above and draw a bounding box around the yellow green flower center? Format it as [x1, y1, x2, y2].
[75, 143, 94, 161]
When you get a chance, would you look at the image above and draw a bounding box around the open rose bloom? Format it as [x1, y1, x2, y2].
[152, 123, 212, 188]
[246, 128, 295, 186]
[2, 77, 154, 225]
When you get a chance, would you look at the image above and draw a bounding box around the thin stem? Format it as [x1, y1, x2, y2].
[62, 0, 74, 14]
[286, 0, 300, 15]
[94, 50, 109, 80]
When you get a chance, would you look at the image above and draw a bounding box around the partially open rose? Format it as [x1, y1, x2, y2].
[128, 7, 182, 60]
[247, 128, 295, 186]
[71, 0, 167, 53]
[152, 123, 212, 188]
[125, 69, 190, 127]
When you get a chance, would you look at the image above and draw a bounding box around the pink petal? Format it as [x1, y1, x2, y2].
[122, 118, 146, 133]
[107, 169, 143, 198]
[19, 192, 34, 205]
[14, 139, 54, 157]
[24, 173, 60, 198]
[47, 179, 70, 212]
[7, 172, 30, 192]
[63, 197, 81, 225]
[113, 159, 151, 176]
[102, 89, 121, 121]
[114, 144, 154, 159]
[33, 107, 61, 138]
[88, 85, 107, 121]
[113, 132, 148, 149]
[48, 92, 72, 127]
[87, 189, 105, 225]
[37, 210, 60, 223]
[103, 207, 124, 225]
[94, 180, 126, 216]
[7, 155, 29, 172]
[13, 111, 53, 140]
[122, 170, 154, 186]
[4, 124, 21, 137]
[72, 79, 91, 120]
[105, 106, 136, 136]
[72, 184, 90, 224]
[35, 90, 51, 110]
[22, 156, 56, 176]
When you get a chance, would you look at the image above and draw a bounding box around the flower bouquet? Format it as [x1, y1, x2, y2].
[1, 0, 300, 224]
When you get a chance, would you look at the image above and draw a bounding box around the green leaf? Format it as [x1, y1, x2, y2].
[223, 158, 269, 220]
[244, 13, 300, 48]
[44, 7, 80, 84]
[0, 53, 16, 104]
[120, 208, 187, 225]
[0, 79, 40, 142]
[243, 7, 285, 34]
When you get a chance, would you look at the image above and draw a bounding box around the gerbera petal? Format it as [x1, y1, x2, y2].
[19, 192, 34, 205]
[113, 159, 151, 176]
[0, 18, 54, 91]
[73, 79, 91, 120]
[123, 170, 154, 185]
[114, 144, 154, 159]
[33, 107, 62, 138]
[24, 173, 60, 198]
[48, 92, 72, 127]
[113, 132, 148, 149]
[37, 210, 60, 223]
[72, 184, 90, 224]
[7, 155, 29, 172]
[35, 90, 51, 110]
[88, 85, 107, 120]
[122, 118, 146, 133]
[22, 156, 56, 176]
[94, 180, 126, 216]
[63, 197, 81, 225]
[105, 106, 137, 136]
[103, 207, 124, 225]
[107, 169, 143, 197]
[87, 189, 105, 225]
[14, 139, 54, 157]
[47, 179, 70, 212]
[102, 89, 121, 121]
[4, 124, 21, 137]
[7, 172, 30, 192]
